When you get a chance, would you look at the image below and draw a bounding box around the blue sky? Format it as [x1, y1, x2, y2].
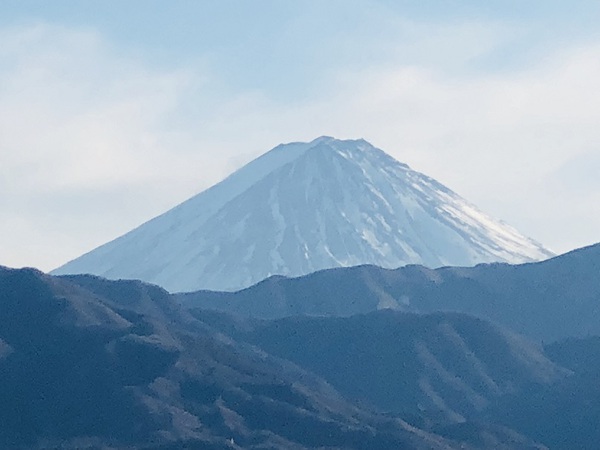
[1, 1, 600, 270]
[4, 1, 599, 94]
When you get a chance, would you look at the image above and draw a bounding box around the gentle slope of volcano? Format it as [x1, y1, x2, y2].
[53, 137, 552, 292]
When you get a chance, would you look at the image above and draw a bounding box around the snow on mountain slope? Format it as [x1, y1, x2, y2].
[52, 137, 553, 292]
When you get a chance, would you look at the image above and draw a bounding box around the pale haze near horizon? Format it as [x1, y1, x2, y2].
[1, 1, 599, 272]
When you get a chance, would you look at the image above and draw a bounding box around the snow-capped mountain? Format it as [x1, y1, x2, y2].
[53, 137, 553, 292]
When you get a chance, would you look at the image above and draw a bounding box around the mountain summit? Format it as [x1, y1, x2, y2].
[53, 137, 553, 291]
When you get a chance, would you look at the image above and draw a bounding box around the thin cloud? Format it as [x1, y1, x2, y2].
[1, 20, 599, 272]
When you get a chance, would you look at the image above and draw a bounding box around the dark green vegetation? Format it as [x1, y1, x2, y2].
[192, 309, 600, 450]
[0, 267, 476, 449]
[179, 243, 600, 342]
[489, 337, 600, 450]
[2, 242, 599, 449]
[192, 310, 566, 423]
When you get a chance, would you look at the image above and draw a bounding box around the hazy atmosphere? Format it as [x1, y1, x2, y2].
[2, 0, 599, 271]
[3, 4, 600, 449]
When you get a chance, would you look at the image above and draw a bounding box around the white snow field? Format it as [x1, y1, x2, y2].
[53, 137, 553, 292]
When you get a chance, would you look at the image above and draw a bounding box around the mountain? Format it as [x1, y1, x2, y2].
[192, 309, 567, 425]
[13, 264, 600, 448]
[178, 243, 600, 342]
[0, 265, 465, 449]
[52, 137, 552, 292]
[489, 336, 600, 450]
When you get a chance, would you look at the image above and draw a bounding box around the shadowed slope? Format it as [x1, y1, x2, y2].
[1, 266, 467, 449]
[193, 309, 567, 425]
[180, 243, 600, 342]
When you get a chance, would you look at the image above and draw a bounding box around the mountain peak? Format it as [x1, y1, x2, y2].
[310, 135, 336, 144]
[308, 135, 373, 149]
[53, 138, 553, 292]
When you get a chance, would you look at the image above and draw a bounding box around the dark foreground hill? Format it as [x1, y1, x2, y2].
[192, 309, 566, 425]
[488, 336, 600, 450]
[8, 265, 600, 448]
[194, 308, 600, 450]
[179, 243, 600, 342]
[0, 266, 488, 449]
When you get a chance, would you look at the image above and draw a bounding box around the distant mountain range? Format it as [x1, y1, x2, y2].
[52, 137, 552, 292]
[4, 265, 600, 448]
[178, 242, 600, 342]
[0, 266, 458, 449]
